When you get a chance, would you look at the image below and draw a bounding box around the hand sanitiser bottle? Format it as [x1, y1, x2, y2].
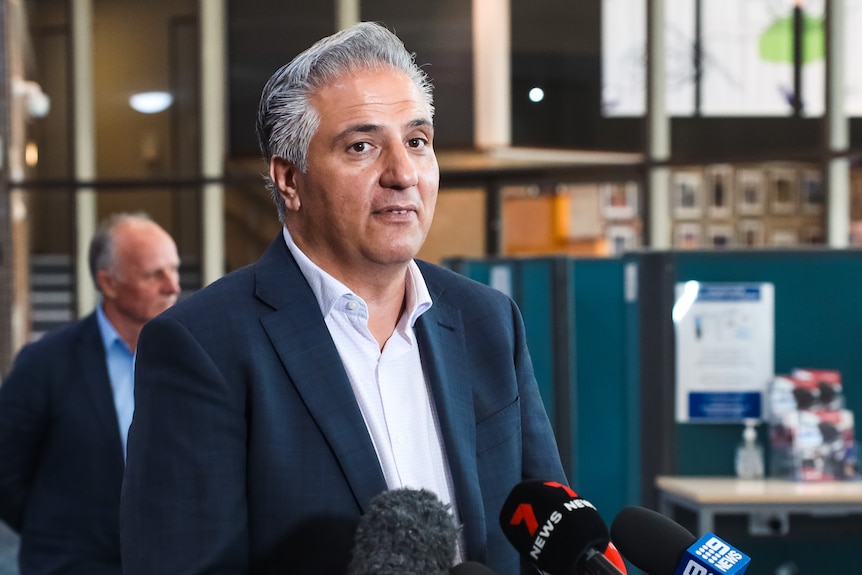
[735, 418, 765, 479]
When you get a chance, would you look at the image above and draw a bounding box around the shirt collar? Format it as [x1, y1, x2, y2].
[282, 226, 432, 324]
[96, 303, 133, 354]
[404, 256, 433, 327]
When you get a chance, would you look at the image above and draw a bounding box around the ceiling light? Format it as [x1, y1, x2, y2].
[528, 87, 545, 103]
[129, 91, 174, 114]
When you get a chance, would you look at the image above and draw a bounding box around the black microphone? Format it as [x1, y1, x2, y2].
[499, 480, 626, 575]
[610, 506, 750, 575]
[347, 487, 460, 575]
[449, 561, 500, 574]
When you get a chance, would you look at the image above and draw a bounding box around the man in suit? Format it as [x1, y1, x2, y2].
[0, 212, 180, 575]
[120, 22, 567, 575]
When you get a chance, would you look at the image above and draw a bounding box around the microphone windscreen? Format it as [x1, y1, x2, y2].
[347, 487, 460, 575]
[499, 480, 610, 574]
[610, 506, 696, 575]
[449, 561, 499, 574]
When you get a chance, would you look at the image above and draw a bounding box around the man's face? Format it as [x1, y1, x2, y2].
[278, 67, 439, 277]
[99, 220, 180, 328]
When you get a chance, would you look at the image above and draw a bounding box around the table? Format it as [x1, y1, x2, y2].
[656, 475, 862, 536]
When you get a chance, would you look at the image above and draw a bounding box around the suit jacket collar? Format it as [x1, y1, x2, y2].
[254, 238, 388, 513]
[254, 238, 486, 558]
[77, 313, 126, 466]
[413, 273, 486, 563]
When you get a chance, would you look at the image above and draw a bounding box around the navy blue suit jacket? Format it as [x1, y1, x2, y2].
[120, 236, 567, 575]
[0, 313, 125, 575]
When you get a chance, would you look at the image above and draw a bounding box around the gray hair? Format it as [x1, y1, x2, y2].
[88, 211, 153, 289]
[255, 21, 435, 223]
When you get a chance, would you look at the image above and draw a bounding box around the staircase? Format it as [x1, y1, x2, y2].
[29, 254, 75, 342]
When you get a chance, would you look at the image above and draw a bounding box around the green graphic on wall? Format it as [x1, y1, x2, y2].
[759, 12, 824, 63]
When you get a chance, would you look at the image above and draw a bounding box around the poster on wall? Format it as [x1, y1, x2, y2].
[603, 0, 862, 116]
[674, 282, 775, 423]
[601, 0, 695, 115]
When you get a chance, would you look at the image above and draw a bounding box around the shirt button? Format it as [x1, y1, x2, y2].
[347, 300, 359, 310]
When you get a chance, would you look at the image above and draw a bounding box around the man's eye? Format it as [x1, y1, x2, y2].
[350, 142, 368, 152]
[407, 138, 426, 148]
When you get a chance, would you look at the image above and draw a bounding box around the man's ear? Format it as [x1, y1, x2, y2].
[96, 269, 116, 300]
[270, 156, 301, 211]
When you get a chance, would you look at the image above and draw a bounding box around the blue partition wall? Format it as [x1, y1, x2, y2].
[568, 258, 641, 521]
[444, 256, 640, 526]
[448, 248, 862, 575]
[669, 250, 862, 475]
[633, 249, 862, 575]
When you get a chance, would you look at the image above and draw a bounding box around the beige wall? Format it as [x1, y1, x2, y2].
[419, 187, 487, 264]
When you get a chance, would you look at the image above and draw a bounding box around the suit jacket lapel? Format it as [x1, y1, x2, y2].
[252, 238, 487, 547]
[77, 314, 126, 465]
[414, 277, 487, 563]
[255, 238, 387, 513]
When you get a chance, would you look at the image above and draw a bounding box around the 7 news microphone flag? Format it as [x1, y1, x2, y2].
[499, 480, 626, 575]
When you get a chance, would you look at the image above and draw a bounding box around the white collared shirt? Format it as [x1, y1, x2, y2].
[282, 227, 462, 547]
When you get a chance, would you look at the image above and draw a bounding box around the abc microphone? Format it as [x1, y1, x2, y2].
[499, 480, 626, 575]
[347, 487, 460, 575]
[610, 506, 750, 575]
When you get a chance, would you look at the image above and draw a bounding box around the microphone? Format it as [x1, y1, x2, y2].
[449, 561, 500, 574]
[347, 487, 460, 575]
[499, 480, 626, 575]
[610, 506, 750, 575]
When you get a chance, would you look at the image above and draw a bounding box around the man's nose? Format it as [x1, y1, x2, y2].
[380, 145, 419, 190]
[163, 268, 181, 294]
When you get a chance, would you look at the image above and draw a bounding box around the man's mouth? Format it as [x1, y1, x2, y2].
[376, 206, 413, 215]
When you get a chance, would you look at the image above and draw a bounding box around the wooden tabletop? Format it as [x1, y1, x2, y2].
[656, 475, 862, 505]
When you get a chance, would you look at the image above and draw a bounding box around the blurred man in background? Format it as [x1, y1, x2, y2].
[0, 212, 180, 575]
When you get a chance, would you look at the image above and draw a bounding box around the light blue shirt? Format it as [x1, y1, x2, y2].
[96, 304, 135, 461]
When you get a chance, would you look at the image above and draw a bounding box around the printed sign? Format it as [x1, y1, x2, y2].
[674, 282, 774, 423]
